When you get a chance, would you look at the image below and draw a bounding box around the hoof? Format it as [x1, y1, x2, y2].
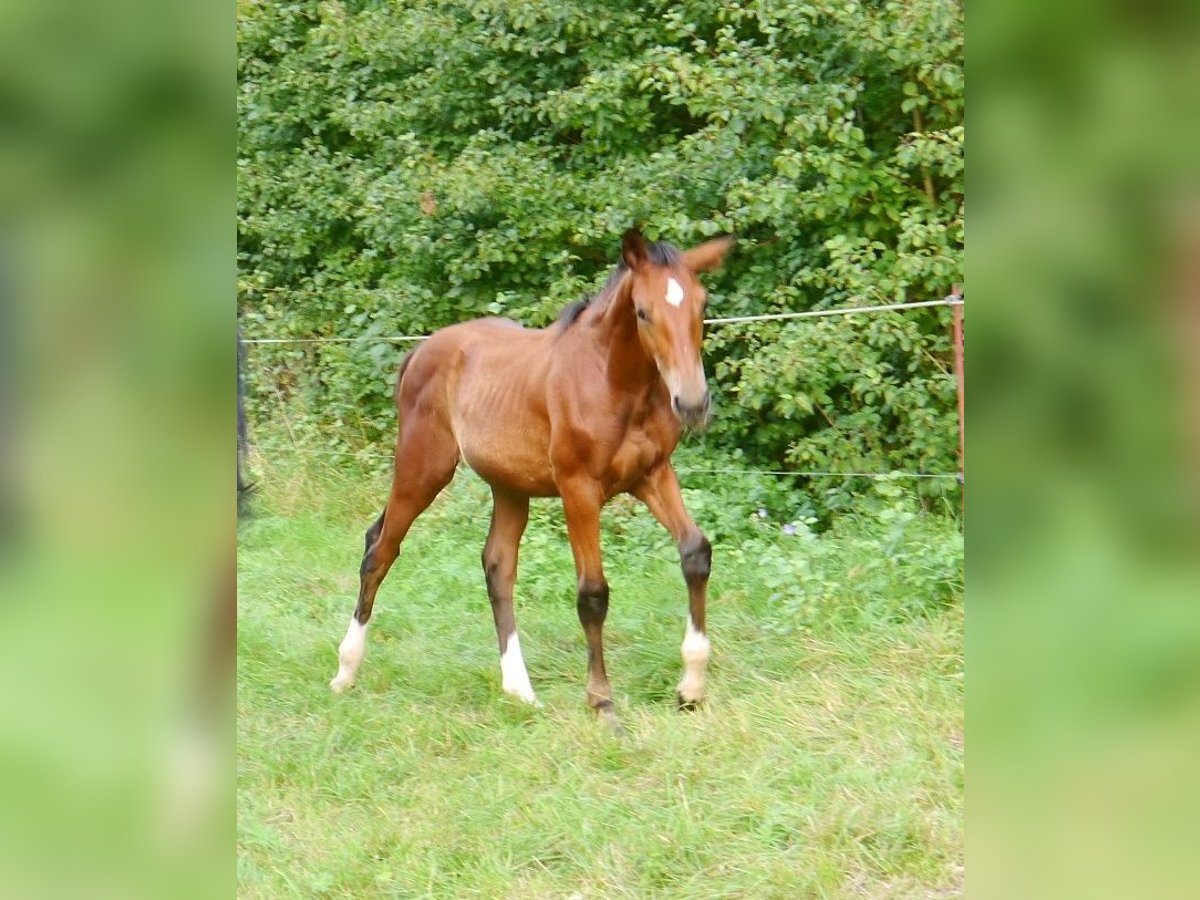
[676, 692, 701, 712]
[593, 700, 623, 736]
[503, 687, 543, 707]
[329, 676, 353, 695]
[599, 707, 624, 737]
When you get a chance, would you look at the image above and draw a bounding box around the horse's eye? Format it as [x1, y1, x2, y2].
[636, 307, 649, 322]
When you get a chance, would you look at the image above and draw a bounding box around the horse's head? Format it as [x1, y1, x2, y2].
[620, 229, 734, 429]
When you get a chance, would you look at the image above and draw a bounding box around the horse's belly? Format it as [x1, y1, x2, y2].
[449, 343, 559, 495]
[457, 424, 558, 496]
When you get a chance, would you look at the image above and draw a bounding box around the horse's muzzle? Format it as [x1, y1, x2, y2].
[672, 391, 712, 430]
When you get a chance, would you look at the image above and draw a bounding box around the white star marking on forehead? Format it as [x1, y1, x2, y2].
[666, 278, 684, 307]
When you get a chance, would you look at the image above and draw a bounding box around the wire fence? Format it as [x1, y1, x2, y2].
[246, 442, 961, 481]
[240, 295, 964, 345]
[241, 291, 964, 482]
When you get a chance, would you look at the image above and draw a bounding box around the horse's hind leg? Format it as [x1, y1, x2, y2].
[482, 490, 536, 704]
[330, 425, 459, 693]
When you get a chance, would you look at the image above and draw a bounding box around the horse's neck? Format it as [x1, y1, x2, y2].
[597, 276, 658, 392]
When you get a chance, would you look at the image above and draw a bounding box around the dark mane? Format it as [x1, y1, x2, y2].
[556, 298, 591, 329]
[554, 241, 682, 331]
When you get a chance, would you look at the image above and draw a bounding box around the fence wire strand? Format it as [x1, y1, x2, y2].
[249, 445, 957, 480]
[241, 296, 963, 345]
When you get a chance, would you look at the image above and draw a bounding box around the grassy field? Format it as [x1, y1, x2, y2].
[237, 455, 963, 898]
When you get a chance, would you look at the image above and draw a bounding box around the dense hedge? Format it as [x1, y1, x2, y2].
[237, 0, 963, 511]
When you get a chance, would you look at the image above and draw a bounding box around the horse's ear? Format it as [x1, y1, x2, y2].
[683, 235, 735, 273]
[621, 229, 649, 271]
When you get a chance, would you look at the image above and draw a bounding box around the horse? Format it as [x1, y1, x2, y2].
[330, 229, 734, 731]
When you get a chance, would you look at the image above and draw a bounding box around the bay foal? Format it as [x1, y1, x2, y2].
[330, 230, 733, 729]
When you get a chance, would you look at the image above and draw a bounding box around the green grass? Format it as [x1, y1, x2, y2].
[237, 455, 962, 898]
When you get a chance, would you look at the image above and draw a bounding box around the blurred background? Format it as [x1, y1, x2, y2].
[969, 0, 1200, 896]
[0, 1, 229, 897]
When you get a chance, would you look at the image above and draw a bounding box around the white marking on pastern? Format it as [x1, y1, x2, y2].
[500, 632, 539, 705]
[677, 615, 711, 702]
[330, 617, 367, 694]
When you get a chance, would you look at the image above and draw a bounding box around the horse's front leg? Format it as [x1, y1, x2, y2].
[559, 479, 621, 733]
[632, 462, 712, 709]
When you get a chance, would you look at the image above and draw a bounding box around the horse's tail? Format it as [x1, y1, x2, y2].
[393, 347, 417, 408]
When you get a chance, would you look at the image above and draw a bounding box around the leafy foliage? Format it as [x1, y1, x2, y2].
[238, 0, 964, 515]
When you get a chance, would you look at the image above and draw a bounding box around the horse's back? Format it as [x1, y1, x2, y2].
[400, 317, 537, 394]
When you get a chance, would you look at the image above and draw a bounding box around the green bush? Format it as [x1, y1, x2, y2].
[238, 0, 964, 516]
[733, 473, 965, 632]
